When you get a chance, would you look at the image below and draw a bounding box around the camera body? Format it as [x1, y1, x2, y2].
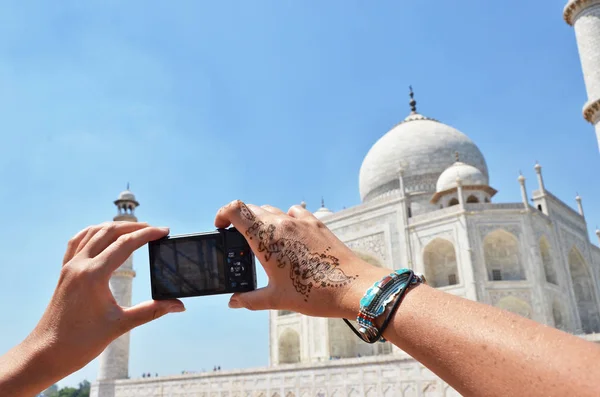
[148, 227, 256, 300]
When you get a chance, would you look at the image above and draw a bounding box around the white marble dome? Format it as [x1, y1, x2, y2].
[313, 206, 333, 219]
[118, 190, 136, 201]
[436, 161, 488, 192]
[359, 111, 488, 202]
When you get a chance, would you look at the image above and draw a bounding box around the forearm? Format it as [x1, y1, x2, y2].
[341, 270, 600, 397]
[0, 334, 60, 397]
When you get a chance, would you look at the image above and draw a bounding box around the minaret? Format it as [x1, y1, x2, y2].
[534, 162, 545, 193]
[575, 193, 585, 217]
[518, 173, 529, 210]
[564, 0, 600, 151]
[97, 185, 139, 381]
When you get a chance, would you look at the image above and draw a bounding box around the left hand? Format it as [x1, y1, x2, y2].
[27, 222, 185, 384]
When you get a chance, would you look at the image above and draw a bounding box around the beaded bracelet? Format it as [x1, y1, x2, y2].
[343, 268, 426, 344]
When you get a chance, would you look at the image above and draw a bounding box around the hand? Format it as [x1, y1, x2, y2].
[215, 200, 386, 318]
[26, 222, 185, 383]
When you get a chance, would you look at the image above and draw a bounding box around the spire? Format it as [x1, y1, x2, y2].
[518, 172, 528, 210]
[321, 197, 325, 208]
[534, 161, 546, 193]
[409, 86, 417, 114]
[575, 193, 584, 217]
[127, 182, 130, 191]
[454, 151, 460, 162]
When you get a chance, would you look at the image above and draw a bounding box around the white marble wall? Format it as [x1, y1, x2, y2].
[98, 256, 135, 381]
[93, 353, 463, 397]
[567, 1, 600, 149]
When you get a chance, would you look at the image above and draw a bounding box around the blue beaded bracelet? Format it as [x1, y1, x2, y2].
[343, 268, 426, 343]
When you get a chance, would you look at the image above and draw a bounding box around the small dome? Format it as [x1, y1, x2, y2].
[118, 190, 136, 201]
[436, 161, 488, 192]
[314, 206, 333, 219]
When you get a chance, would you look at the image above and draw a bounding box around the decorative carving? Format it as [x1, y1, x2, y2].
[478, 224, 522, 239]
[563, 0, 600, 25]
[554, 211, 587, 236]
[332, 213, 398, 241]
[488, 290, 532, 306]
[583, 98, 600, 123]
[344, 233, 387, 264]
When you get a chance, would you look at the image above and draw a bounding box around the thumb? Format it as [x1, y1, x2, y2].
[123, 299, 185, 330]
[228, 287, 273, 311]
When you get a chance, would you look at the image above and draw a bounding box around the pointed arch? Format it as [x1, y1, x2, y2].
[448, 198, 459, 206]
[483, 229, 525, 281]
[402, 384, 417, 397]
[423, 382, 439, 397]
[423, 238, 459, 287]
[466, 195, 479, 203]
[278, 329, 300, 364]
[568, 247, 600, 333]
[539, 236, 558, 285]
[552, 300, 567, 331]
[495, 295, 532, 319]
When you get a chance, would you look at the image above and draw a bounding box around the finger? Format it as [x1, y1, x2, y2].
[228, 287, 274, 311]
[74, 222, 118, 257]
[63, 227, 92, 266]
[287, 204, 314, 219]
[123, 299, 185, 331]
[96, 226, 170, 276]
[83, 221, 150, 258]
[261, 205, 286, 216]
[214, 200, 268, 230]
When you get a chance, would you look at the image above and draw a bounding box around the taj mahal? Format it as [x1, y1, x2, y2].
[91, 2, 600, 396]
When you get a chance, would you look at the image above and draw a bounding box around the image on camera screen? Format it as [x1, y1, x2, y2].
[150, 238, 227, 296]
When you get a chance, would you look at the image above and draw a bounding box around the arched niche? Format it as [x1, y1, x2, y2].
[448, 198, 459, 207]
[483, 229, 525, 281]
[278, 329, 300, 364]
[495, 295, 532, 318]
[539, 236, 558, 285]
[423, 238, 459, 288]
[466, 195, 479, 203]
[569, 247, 600, 333]
[552, 300, 567, 331]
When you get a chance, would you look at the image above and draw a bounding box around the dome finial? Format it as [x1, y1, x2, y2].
[127, 182, 130, 191]
[454, 151, 460, 162]
[409, 85, 417, 113]
[321, 197, 325, 208]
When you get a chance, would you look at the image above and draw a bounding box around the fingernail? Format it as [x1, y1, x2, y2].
[168, 304, 186, 313]
[158, 227, 170, 233]
[228, 299, 241, 309]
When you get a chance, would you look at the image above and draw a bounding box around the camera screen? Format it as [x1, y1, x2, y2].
[149, 236, 227, 297]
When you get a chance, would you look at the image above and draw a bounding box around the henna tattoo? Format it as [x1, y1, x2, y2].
[238, 202, 357, 301]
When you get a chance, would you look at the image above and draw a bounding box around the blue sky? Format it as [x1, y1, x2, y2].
[0, 0, 598, 388]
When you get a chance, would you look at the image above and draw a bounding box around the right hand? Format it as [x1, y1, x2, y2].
[214, 200, 388, 318]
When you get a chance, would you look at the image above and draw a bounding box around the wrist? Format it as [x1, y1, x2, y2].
[337, 265, 390, 319]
